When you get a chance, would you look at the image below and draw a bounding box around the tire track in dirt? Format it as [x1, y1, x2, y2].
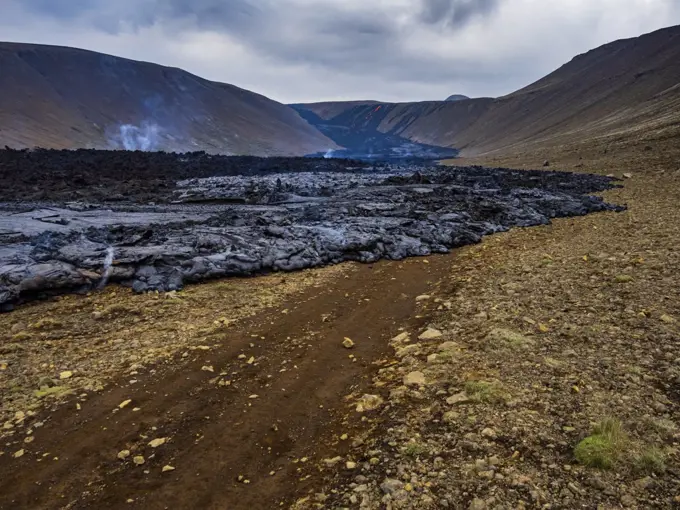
[0, 255, 455, 509]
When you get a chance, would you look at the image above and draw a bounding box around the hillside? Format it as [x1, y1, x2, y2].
[289, 100, 380, 121]
[295, 25, 680, 156]
[0, 43, 338, 156]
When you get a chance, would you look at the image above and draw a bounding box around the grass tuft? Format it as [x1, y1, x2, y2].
[645, 417, 677, 437]
[635, 447, 666, 474]
[593, 417, 625, 438]
[403, 442, 430, 458]
[574, 418, 627, 469]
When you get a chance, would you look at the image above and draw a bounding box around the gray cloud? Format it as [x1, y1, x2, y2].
[420, 0, 501, 27]
[18, 0, 499, 30]
[20, 0, 98, 19]
[13, 0, 259, 34]
[156, 0, 264, 32]
[14, 0, 498, 38]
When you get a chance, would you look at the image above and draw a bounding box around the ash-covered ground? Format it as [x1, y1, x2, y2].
[0, 149, 623, 310]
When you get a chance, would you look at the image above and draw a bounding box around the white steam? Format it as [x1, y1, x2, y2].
[116, 122, 161, 151]
[98, 246, 115, 289]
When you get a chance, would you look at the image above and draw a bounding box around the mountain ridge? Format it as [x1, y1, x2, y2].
[2, 24, 679, 158]
[295, 24, 680, 157]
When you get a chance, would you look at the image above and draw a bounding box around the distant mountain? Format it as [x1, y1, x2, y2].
[445, 94, 469, 102]
[0, 43, 338, 155]
[295, 25, 680, 157]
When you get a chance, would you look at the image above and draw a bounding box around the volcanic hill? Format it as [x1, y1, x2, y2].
[0, 42, 337, 156]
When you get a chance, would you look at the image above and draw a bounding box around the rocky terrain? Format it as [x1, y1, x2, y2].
[0, 149, 621, 311]
[1, 140, 678, 509]
[0, 149, 369, 203]
[283, 137, 680, 510]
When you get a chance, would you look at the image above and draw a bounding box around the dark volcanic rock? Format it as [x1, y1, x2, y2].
[0, 150, 624, 309]
[0, 148, 369, 203]
[292, 106, 459, 161]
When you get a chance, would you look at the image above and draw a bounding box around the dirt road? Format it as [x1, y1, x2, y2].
[0, 255, 454, 509]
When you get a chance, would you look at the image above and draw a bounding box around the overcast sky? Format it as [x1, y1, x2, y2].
[1, 0, 679, 103]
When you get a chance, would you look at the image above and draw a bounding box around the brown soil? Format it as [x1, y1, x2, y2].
[0, 265, 350, 431]
[1, 134, 679, 509]
[0, 256, 452, 509]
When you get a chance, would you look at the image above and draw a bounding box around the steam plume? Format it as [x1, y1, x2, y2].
[117, 122, 161, 151]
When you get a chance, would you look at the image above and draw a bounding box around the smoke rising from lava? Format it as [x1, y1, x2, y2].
[115, 122, 161, 151]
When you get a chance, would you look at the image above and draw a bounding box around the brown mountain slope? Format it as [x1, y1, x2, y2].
[295, 24, 680, 156]
[289, 100, 380, 121]
[0, 43, 338, 156]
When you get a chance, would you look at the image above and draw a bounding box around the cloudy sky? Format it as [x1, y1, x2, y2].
[1, 0, 679, 103]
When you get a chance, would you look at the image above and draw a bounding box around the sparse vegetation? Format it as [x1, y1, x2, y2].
[574, 436, 617, 469]
[31, 318, 63, 330]
[403, 442, 430, 458]
[635, 447, 666, 474]
[543, 357, 563, 368]
[464, 380, 507, 404]
[484, 328, 534, 350]
[626, 365, 643, 375]
[574, 419, 627, 469]
[644, 416, 677, 436]
[436, 350, 456, 363]
[94, 303, 140, 320]
[210, 282, 239, 294]
[10, 331, 31, 342]
[34, 386, 73, 399]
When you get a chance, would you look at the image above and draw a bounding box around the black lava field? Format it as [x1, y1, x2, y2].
[0, 149, 623, 310]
